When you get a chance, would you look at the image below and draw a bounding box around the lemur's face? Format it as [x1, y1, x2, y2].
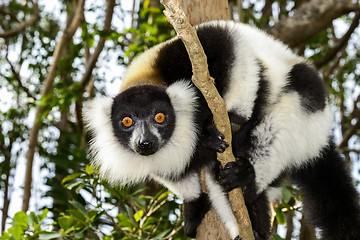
[111, 85, 176, 156]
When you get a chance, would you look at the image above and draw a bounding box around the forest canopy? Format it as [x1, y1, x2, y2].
[0, 0, 359, 239]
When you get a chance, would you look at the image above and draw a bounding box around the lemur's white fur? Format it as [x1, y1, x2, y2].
[201, 21, 304, 118]
[152, 170, 239, 239]
[198, 21, 332, 192]
[84, 20, 333, 239]
[151, 172, 202, 201]
[250, 94, 331, 192]
[83, 81, 199, 185]
[205, 168, 240, 239]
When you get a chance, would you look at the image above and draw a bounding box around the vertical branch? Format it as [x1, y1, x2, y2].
[160, 0, 254, 239]
[236, 0, 243, 22]
[22, 0, 85, 212]
[78, 0, 115, 147]
[79, 0, 115, 90]
[0, 137, 12, 233]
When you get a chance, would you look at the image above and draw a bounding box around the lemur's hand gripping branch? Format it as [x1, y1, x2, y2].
[160, 1, 255, 239]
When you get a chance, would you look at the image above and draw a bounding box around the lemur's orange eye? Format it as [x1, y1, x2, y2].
[122, 117, 133, 127]
[154, 113, 165, 123]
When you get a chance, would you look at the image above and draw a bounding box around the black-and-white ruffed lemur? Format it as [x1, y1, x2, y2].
[83, 21, 360, 240]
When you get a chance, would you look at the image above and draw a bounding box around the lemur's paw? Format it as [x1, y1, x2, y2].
[217, 157, 255, 192]
[203, 122, 229, 153]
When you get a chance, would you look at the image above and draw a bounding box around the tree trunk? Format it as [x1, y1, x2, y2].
[285, 210, 294, 240]
[299, 214, 317, 240]
[162, 0, 254, 239]
[178, 0, 230, 25]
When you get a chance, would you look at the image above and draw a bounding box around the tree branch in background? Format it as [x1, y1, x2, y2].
[161, 0, 254, 239]
[77, 0, 115, 146]
[22, 0, 85, 212]
[268, 0, 359, 48]
[348, 94, 360, 121]
[0, 125, 13, 233]
[0, 0, 40, 38]
[259, 0, 274, 28]
[322, 48, 346, 85]
[314, 11, 360, 68]
[5, 54, 34, 100]
[339, 119, 360, 149]
[79, 0, 115, 90]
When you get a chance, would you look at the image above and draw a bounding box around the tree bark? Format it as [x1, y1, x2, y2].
[299, 214, 317, 240]
[285, 210, 294, 240]
[0, 135, 12, 233]
[268, 0, 359, 47]
[178, 0, 229, 25]
[161, 0, 254, 239]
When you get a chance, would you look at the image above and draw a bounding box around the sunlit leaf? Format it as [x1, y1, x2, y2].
[275, 208, 286, 225]
[134, 210, 144, 222]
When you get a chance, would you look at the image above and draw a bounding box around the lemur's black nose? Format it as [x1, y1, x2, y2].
[138, 140, 154, 149]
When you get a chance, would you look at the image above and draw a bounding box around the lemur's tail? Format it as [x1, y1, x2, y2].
[292, 141, 360, 240]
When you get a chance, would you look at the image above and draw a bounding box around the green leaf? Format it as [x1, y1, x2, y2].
[39, 209, 49, 222]
[13, 211, 28, 227]
[85, 165, 95, 175]
[27, 211, 38, 227]
[0, 232, 11, 240]
[62, 173, 83, 184]
[64, 181, 82, 191]
[8, 225, 24, 239]
[70, 200, 87, 214]
[275, 208, 286, 225]
[58, 216, 73, 231]
[281, 187, 293, 203]
[86, 209, 99, 221]
[272, 233, 285, 240]
[116, 213, 133, 227]
[68, 209, 86, 223]
[134, 210, 144, 222]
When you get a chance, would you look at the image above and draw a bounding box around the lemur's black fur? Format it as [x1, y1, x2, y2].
[84, 21, 360, 240]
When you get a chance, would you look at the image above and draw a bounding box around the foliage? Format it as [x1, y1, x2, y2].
[116, 0, 175, 65]
[0, 209, 55, 240]
[2, 165, 188, 240]
[0, 0, 359, 239]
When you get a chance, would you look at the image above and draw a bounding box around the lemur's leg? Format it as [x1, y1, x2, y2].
[218, 156, 271, 240]
[151, 173, 210, 238]
[182, 192, 211, 238]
